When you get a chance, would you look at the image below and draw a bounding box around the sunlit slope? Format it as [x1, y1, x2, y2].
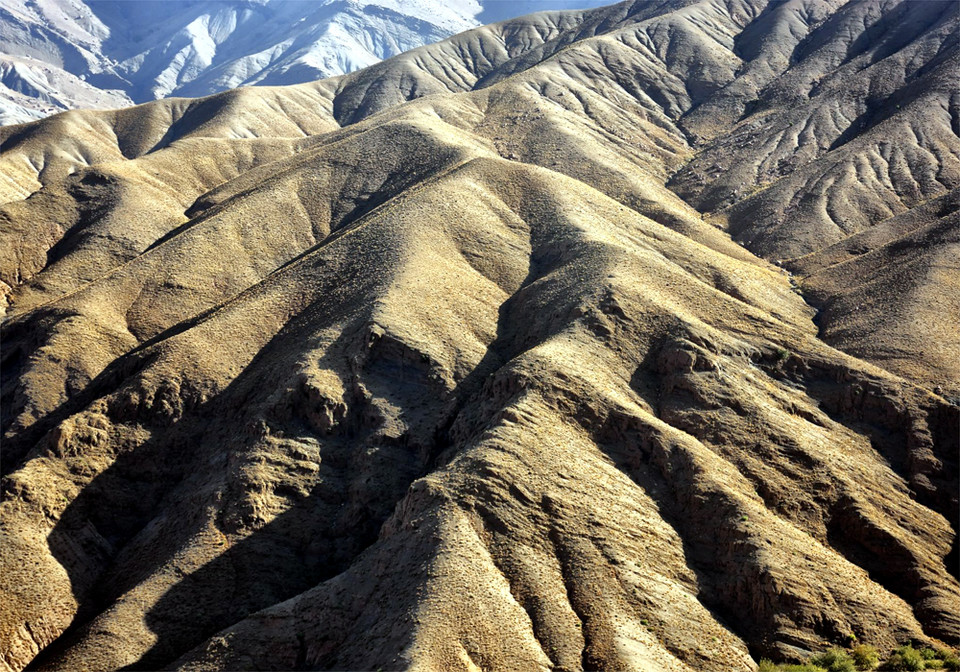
[0, 1, 957, 670]
[4, 0, 956, 390]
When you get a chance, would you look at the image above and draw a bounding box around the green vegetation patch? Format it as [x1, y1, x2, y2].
[759, 644, 960, 672]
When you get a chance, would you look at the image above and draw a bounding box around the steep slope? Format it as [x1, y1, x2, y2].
[0, 1, 957, 671]
[0, 0, 612, 124]
[308, 0, 960, 393]
[792, 190, 960, 403]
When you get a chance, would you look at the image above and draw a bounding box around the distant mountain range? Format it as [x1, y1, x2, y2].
[0, 0, 610, 124]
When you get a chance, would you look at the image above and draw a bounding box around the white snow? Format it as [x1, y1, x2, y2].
[0, 0, 613, 124]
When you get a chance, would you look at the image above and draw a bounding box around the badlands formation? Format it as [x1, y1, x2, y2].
[0, 0, 957, 670]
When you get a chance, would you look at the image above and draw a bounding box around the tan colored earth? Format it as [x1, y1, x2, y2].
[0, 0, 957, 670]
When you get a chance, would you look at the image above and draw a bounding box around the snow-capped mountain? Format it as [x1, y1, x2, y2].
[0, 0, 611, 125]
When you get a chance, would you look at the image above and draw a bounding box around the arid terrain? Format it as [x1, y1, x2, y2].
[0, 0, 957, 670]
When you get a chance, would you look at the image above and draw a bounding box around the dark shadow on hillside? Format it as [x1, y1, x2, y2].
[29, 229, 563, 669]
[116, 244, 556, 670]
[31, 310, 432, 668]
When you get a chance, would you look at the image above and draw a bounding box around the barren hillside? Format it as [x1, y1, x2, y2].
[0, 0, 957, 670]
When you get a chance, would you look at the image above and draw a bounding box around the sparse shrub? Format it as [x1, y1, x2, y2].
[940, 652, 960, 672]
[883, 646, 924, 672]
[851, 644, 880, 670]
[755, 645, 960, 672]
[811, 648, 856, 672]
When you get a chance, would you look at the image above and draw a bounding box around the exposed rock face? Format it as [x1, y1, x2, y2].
[0, 1, 957, 670]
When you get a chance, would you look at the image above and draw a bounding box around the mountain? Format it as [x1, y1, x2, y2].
[0, 0, 612, 125]
[0, 0, 958, 670]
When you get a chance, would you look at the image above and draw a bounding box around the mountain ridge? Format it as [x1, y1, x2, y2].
[0, 0, 612, 124]
[0, 0, 957, 670]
